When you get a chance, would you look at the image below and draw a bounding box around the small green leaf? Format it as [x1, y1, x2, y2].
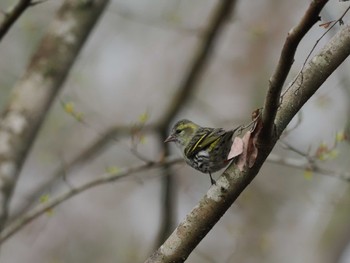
[105, 166, 120, 174]
[39, 194, 50, 204]
[63, 102, 75, 114]
[39, 194, 54, 216]
[61, 101, 84, 122]
[336, 131, 346, 142]
[304, 169, 313, 180]
[328, 149, 338, 159]
[138, 112, 149, 124]
[139, 135, 147, 144]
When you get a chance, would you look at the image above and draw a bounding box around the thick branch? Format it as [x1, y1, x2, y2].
[261, 0, 328, 140]
[0, 0, 109, 230]
[144, 24, 350, 263]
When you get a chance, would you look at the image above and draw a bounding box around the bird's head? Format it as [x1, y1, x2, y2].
[164, 119, 199, 150]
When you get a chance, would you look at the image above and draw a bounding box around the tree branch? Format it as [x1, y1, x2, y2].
[267, 154, 350, 181]
[275, 25, 350, 133]
[0, 0, 109, 231]
[158, 0, 237, 128]
[0, 157, 183, 244]
[261, 0, 328, 141]
[0, 0, 32, 42]
[144, 22, 350, 263]
[9, 124, 156, 221]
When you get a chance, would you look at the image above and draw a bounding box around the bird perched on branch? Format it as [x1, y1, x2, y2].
[165, 119, 240, 185]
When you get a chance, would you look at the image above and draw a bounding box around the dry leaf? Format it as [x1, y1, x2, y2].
[227, 136, 244, 160]
[236, 131, 251, 171]
[236, 110, 263, 170]
[319, 21, 334, 29]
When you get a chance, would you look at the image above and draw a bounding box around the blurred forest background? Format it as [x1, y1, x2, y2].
[0, 0, 350, 262]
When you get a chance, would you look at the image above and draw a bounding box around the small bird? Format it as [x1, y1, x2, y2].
[165, 119, 240, 185]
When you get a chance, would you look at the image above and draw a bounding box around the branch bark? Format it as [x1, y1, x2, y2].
[261, 0, 328, 141]
[0, 0, 109, 231]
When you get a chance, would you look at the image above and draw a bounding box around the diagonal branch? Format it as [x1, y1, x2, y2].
[0, 156, 183, 244]
[144, 22, 350, 263]
[158, 0, 237, 128]
[0, 0, 32, 42]
[0, 0, 109, 231]
[267, 154, 350, 181]
[9, 124, 156, 221]
[261, 0, 328, 141]
[275, 25, 350, 134]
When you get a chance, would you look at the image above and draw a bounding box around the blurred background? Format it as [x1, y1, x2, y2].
[0, 0, 350, 262]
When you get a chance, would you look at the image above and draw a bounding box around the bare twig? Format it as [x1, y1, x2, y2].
[30, 0, 50, 6]
[0, 157, 183, 244]
[9, 124, 156, 221]
[261, 0, 328, 141]
[267, 154, 350, 181]
[0, 0, 31, 41]
[109, 4, 200, 36]
[282, 5, 350, 98]
[158, 0, 238, 128]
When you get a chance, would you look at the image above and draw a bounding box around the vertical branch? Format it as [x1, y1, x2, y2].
[0, 0, 109, 231]
[158, 0, 237, 127]
[154, 132, 177, 246]
[261, 0, 328, 141]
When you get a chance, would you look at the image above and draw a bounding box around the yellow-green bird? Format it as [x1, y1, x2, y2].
[165, 119, 239, 185]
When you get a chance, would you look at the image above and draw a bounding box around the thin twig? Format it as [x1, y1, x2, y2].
[30, 0, 50, 6]
[0, 0, 32, 41]
[0, 156, 183, 244]
[267, 154, 350, 181]
[9, 124, 156, 221]
[282, 5, 350, 99]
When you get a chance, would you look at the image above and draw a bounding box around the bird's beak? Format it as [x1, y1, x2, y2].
[164, 135, 176, 143]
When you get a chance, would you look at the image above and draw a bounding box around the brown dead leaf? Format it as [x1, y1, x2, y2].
[319, 21, 335, 29]
[236, 131, 251, 171]
[236, 110, 264, 170]
[227, 136, 244, 160]
[247, 113, 263, 167]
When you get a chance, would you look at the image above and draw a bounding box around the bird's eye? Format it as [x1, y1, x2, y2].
[175, 129, 181, 134]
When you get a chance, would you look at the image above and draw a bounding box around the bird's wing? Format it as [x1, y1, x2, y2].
[185, 128, 226, 157]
